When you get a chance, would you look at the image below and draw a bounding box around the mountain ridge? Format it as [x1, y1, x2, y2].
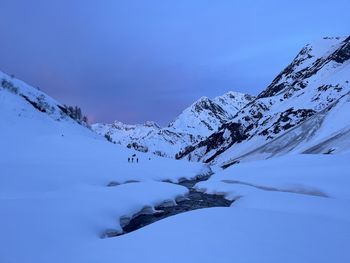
[176, 36, 350, 164]
[92, 91, 254, 157]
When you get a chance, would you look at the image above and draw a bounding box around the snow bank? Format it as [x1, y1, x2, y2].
[201, 153, 350, 199]
[78, 204, 350, 263]
[84, 152, 350, 263]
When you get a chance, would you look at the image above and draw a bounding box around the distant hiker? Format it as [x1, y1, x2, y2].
[128, 157, 130, 163]
[131, 158, 134, 163]
[136, 158, 139, 163]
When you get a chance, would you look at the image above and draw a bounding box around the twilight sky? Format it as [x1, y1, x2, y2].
[0, 0, 349, 125]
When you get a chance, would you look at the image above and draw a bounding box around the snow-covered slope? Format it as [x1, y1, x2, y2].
[168, 92, 253, 136]
[86, 153, 350, 263]
[92, 91, 253, 158]
[219, 92, 350, 166]
[0, 70, 209, 263]
[213, 91, 255, 116]
[0, 71, 89, 126]
[177, 36, 350, 164]
[167, 96, 231, 136]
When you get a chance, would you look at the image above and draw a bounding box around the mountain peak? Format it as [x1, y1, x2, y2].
[177, 36, 350, 164]
[168, 91, 252, 137]
[144, 121, 160, 128]
[197, 96, 210, 102]
[258, 35, 350, 98]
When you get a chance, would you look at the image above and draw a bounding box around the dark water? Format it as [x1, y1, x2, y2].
[104, 175, 233, 237]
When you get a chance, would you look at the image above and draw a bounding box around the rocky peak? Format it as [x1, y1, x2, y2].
[192, 97, 227, 117]
[168, 92, 252, 137]
[144, 121, 161, 129]
[258, 36, 348, 99]
[176, 36, 350, 165]
[329, 36, 350, 63]
[214, 91, 255, 116]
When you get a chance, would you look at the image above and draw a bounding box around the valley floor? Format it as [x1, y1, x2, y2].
[1, 148, 349, 263]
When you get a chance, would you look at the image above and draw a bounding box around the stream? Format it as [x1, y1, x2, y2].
[106, 174, 233, 237]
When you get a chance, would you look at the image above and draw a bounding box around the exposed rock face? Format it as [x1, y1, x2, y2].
[175, 122, 248, 162]
[177, 36, 350, 164]
[213, 92, 255, 118]
[258, 36, 350, 99]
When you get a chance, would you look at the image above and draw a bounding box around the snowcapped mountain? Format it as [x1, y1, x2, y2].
[92, 120, 161, 147]
[177, 36, 350, 165]
[92, 91, 254, 157]
[168, 92, 254, 137]
[167, 96, 230, 137]
[92, 120, 199, 157]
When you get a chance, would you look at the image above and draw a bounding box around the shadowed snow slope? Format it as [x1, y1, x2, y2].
[220, 92, 350, 166]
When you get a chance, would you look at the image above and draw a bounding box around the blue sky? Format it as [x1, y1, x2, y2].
[0, 0, 349, 124]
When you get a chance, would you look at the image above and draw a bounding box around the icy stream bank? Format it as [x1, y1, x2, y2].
[106, 175, 233, 237]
